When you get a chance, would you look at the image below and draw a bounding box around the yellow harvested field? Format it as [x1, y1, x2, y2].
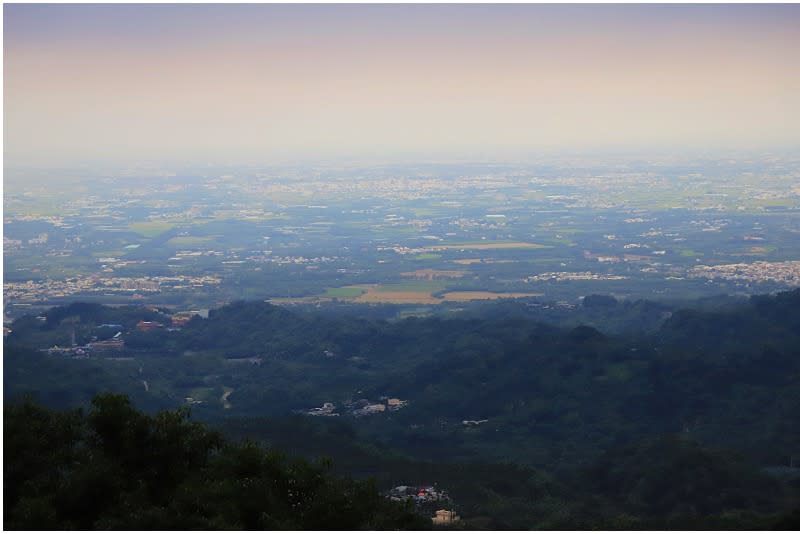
[355, 287, 543, 304]
[440, 291, 543, 301]
[453, 258, 483, 265]
[430, 242, 547, 251]
[355, 290, 441, 304]
[272, 285, 543, 305]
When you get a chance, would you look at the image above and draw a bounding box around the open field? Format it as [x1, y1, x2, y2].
[355, 289, 441, 304]
[273, 290, 547, 305]
[92, 251, 127, 258]
[324, 286, 369, 298]
[375, 281, 448, 293]
[440, 291, 543, 301]
[323, 283, 546, 305]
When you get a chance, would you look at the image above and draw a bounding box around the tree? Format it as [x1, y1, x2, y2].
[4, 395, 429, 530]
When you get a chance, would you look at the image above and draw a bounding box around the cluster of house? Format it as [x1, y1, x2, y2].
[47, 337, 125, 356]
[385, 485, 460, 525]
[304, 397, 408, 418]
[306, 402, 338, 417]
[346, 396, 408, 417]
[136, 320, 164, 331]
[47, 326, 125, 356]
[43, 310, 201, 356]
[387, 485, 448, 503]
[136, 310, 201, 331]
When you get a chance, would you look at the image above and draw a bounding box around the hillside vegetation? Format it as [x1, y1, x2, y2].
[5, 289, 800, 528]
[3, 395, 428, 530]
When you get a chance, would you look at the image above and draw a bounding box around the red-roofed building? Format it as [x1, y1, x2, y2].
[136, 320, 164, 331]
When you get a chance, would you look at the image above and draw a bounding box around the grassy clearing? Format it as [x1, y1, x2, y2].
[375, 281, 448, 293]
[324, 286, 369, 298]
[92, 251, 126, 258]
[414, 253, 442, 260]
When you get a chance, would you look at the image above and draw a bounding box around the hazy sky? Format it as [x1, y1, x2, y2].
[4, 3, 800, 166]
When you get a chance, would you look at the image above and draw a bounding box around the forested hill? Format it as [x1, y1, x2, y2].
[4, 290, 800, 528]
[5, 290, 800, 465]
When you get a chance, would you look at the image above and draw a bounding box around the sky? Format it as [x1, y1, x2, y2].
[4, 3, 800, 167]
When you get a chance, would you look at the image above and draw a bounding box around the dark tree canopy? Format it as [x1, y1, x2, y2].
[3, 395, 429, 530]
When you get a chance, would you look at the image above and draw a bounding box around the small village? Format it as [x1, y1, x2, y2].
[385, 484, 460, 526]
[37, 310, 202, 358]
[304, 397, 408, 418]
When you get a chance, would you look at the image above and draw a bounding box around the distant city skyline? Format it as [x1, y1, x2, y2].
[4, 3, 800, 167]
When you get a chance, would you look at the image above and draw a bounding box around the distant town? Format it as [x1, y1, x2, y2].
[4, 156, 800, 320]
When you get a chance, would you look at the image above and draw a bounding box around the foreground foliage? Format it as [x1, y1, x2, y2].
[3, 395, 428, 530]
